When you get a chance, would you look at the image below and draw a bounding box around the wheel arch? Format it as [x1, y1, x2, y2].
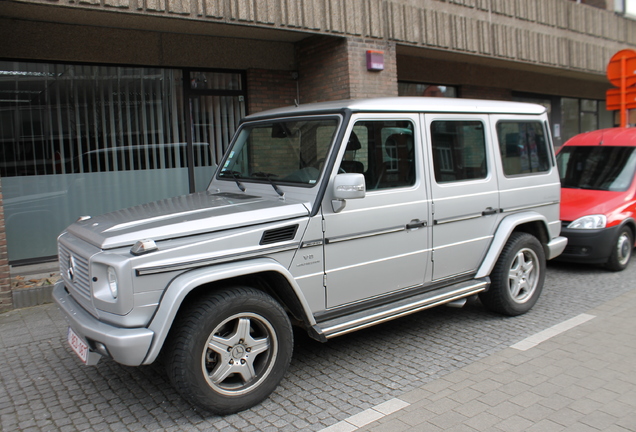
[618, 218, 636, 245]
[476, 212, 551, 279]
[142, 258, 315, 364]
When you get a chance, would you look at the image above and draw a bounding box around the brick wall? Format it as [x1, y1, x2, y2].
[346, 38, 398, 99]
[296, 36, 398, 104]
[0, 180, 11, 311]
[296, 36, 351, 104]
[246, 69, 298, 114]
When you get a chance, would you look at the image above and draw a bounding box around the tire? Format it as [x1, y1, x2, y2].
[164, 287, 293, 415]
[605, 227, 634, 272]
[480, 232, 546, 316]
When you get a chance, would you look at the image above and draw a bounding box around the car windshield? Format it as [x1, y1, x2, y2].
[218, 117, 340, 187]
[557, 146, 636, 191]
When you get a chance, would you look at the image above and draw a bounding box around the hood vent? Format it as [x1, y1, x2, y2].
[260, 225, 299, 245]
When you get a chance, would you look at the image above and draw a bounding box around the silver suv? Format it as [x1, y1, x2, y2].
[54, 98, 567, 414]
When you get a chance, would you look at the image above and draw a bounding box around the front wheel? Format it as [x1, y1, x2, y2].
[165, 287, 293, 415]
[605, 227, 634, 272]
[480, 232, 546, 316]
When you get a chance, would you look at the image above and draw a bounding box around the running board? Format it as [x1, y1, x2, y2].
[312, 278, 489, 340]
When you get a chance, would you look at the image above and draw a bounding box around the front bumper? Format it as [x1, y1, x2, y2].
[53, 281, 154, 366]
[555, 224, 620, 264]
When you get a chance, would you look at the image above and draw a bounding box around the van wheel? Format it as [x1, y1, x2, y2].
[480, 232, 545, 316]
[605, 227, 633, 272]
[165, 287, 293, 415]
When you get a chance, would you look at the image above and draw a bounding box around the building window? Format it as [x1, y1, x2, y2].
[398, 82, 457, 98]
[0, 61, 245, 263]
[616, 0, 636, 17]
[560, 98, 614, 145]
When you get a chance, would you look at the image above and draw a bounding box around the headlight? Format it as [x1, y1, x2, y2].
[107, 266, 119, 299]
[567, 215, 607, 229]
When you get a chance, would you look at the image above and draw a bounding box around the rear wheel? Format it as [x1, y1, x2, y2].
[165, 287, 293, 415]
[605, 227, 633, 272]
[480, 232, 545, 316]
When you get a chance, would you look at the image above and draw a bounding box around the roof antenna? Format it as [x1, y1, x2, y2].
[294, 99, 299, 107]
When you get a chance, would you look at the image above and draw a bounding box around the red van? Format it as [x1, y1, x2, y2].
[556, 128, 636, 271]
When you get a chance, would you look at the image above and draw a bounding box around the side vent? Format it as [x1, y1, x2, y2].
[260, 225, 299, 245]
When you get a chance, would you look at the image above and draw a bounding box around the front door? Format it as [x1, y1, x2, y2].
[322, 114, 431, 308]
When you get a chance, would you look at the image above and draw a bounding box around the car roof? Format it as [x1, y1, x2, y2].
[563, 127, 636, 147]
[245, 97, 546, 120]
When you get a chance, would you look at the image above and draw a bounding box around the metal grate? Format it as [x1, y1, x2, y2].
[260, 225, 299, 245]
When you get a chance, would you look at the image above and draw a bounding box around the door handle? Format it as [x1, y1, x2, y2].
[406, 219, 427, 229]
[482, 207, 499, 216]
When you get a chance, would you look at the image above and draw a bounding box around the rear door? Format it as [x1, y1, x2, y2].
[423, 114, 500, 281]
[322, 114, 431, 308]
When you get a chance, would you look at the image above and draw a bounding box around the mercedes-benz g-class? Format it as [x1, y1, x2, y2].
[54, 97, 567, 414]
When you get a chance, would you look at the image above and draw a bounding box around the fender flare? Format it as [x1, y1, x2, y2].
[476, 212, 551, 279]
[142, 257, 315, 364]
[618, 217, 636, 240]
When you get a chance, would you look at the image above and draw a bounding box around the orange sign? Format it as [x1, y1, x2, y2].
[606, 88, 636, 111]
[607, 49, 636, 87]
[606, 49, 636, 127]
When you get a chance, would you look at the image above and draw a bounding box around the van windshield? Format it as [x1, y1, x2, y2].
[557, 146, 636, 191]
[218, 117, 339, 187]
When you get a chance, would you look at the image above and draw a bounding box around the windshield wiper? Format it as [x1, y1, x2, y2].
[251, 172, 285, 197]
[220, 170, 246, 192]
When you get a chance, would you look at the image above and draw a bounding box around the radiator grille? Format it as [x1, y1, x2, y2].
[58, 243, 92, 302]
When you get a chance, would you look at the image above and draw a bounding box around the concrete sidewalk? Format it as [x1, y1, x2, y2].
[321, 288, 636, 432]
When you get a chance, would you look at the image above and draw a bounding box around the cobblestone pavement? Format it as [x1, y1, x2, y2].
[1, 261, 635, 431]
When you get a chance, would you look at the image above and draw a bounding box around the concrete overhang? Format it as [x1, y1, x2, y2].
[397, 44, 609, 85]
[0, 0, 315, 43]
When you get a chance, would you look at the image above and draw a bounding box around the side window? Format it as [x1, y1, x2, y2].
[430, 121, 487, 183]
[340, 120, 415, 190]
[497, 121, 551, 176]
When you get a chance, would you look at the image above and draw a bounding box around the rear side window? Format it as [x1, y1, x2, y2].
[497, 121, 551, 176]
[430, 120, 487, 183]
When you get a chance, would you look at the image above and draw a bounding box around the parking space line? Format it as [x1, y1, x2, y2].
[511, 313, 596, 351]
[317, 398, 410, 432]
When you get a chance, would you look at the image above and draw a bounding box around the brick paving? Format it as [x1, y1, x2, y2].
[0, 261, 635, 431]
[324, 289, 636, 432]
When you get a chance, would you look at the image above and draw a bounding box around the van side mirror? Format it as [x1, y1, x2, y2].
[332, 173, 365, 212]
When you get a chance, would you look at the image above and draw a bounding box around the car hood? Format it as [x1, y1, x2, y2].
[560, 187, 629, 222]
[66, 191, 310, 249]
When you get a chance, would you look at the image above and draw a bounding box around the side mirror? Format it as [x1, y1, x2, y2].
[332, 173, 365, 212]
